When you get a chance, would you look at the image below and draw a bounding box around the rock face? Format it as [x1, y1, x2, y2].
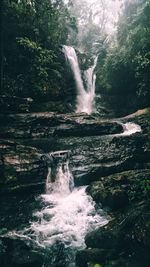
[0, 113, 123, 139]
[0, 107, 150, 267]
[0, 236, 71, 267]
[0, 236, 44, 267]
[72, 132, 150, 186]
[75, 109, 150, 267]
[0, 140, 48, 194]
[76, 201, 150, 267]
[123, 108, 150, 134]
[86, 169, 150, 210]
[54, 121, 123, 137]
[78, 173, 150, 267]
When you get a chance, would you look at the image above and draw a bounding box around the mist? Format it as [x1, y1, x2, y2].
[66, 0, 125, 53]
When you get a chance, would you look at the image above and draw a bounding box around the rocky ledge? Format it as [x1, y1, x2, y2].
[0, 108, 149, 267]
[75, 109, 150, 267]
[86, 169, 150, 211]
[76, 170, 150, 267]
[0, 112, 123, 139]
[76, 200, 150, 267]
[0, 140, 48, 194]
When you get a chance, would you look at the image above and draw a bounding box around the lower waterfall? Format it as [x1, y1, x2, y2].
[10, 151, 108, 266]
[29, 151, 108, 248]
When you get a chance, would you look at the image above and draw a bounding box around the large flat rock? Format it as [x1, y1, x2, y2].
[0, 112, 123, 139]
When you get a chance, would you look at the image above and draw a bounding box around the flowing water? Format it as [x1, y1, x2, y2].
[121, 122, 142, 136]
[3, 122, 142, 266]
[28, 152, 107, 247]
[11, 151, 108, 266]
[63, 45, 97, 115]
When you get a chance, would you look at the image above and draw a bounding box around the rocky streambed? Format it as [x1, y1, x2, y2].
[0, 108, 150, 267]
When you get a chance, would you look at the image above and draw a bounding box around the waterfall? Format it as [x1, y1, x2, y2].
[23, 151, 108, 249]
[46, 162, 74, 196]
[63, 45, 97, 115]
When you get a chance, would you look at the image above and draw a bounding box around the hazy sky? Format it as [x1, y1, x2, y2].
[84, 0, 124, 34]
[66, 0, 125, 34]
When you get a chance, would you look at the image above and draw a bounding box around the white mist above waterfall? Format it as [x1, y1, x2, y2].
[63, 45, 97, 115]
[25, 155, 108, 248]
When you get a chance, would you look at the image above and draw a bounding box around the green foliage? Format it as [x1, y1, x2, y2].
[94, 264, 103, 267]
[128, 178, 150, 202]
[134, 51, 150, 98]
[2, 0, 150, 106]
[16, 37, 60, 99]
[2, 0, 75, 100]
[139, 179, 150, 198]
[96, 0, 150, 108]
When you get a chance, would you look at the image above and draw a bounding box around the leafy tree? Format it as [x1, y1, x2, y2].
[96, 0, 150, 108]
[2, 0, 75, 100]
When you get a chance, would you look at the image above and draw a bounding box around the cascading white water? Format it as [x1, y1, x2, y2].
[27, 154, 108, 248]
[63, 46, 85, 97]
[63, 45, 97, 115]
[114, 122, 142, 137]
[84, 56, 98, 94]
[122, 122, 142, 136]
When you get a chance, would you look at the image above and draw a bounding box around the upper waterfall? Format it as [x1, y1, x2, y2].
[63, 45, 97, 115]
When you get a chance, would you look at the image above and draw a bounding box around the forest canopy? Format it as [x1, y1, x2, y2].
[1, 0, 74, 100]
[96, 0, 150, 107]
[1, 0, 150, 107]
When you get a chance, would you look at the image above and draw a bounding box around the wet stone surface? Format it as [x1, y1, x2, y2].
[0, 109, 149, 267]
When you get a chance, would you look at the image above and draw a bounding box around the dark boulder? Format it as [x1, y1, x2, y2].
[76, 248, 115, 267]
[0, 236, 44, 267]
[86, 169, 150, 210]
[76, 201, 150, 267]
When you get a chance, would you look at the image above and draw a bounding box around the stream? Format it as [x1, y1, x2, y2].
[2, 121, 141, 267]
[0, 44, 144, 267]
[8, 151, 108, 266]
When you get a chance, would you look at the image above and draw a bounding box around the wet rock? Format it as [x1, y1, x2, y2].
[0, 236, 73, 267]
[0, 113, 123, 139]
[53, 121, 123, 137]
[75, 111, 150, 267]
[76, 248, 114, 267]
[0, 112, 59, 139]
[76, 201, 150, 267]
[48, 241, 70, 267]
[0, 108, 149, 267]
[122, 108, 150, 134]
[86, 169, 150, 210]
[0, 236, 44, 267]
[73, 132, 150, 186]
[0, 140, 48, 194]
[85, 226, 118, 250]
